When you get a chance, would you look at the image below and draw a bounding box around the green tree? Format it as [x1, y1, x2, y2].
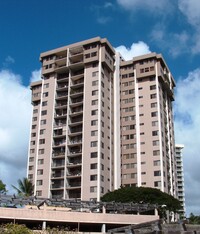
[12, 178, 34, 197]
[188, 213, 200, 224]
[0, 179, 7, 194]
[0, 223, 32, 234]
[101, 186, 182, 213]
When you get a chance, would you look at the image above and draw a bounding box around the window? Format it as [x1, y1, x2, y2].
[91, 152, 97, 158]
[150, 85, 156, 90]
[91, 130, 98, 136]
[30, 141, 35, 146]
[129, 89, 134, 94]
[150, 77, 155, 81]
[32, 117, 37, 121]
[43, 92, 48, 97]
[90, 186, 97, 193]
[41, 119, 46, 125]
[38, 159, 44, 165]
[153, 160, 160, 166]
[91, 141, 98, 147]
[41, 110, 47, 116]
[44, 83, 49, 88]
[29, 157, 34, 162]
[91, 120, 98, 126]
[154, 181, 161, 187]
[31, 133, 36, 137]
[92, 80, 98, 86]
[91, 52, 97, 57]
[39, 139, 45, 144]
[152, 121, 158, 126]
[42, 101, 48, 106]
[151, 102, 157, 108]
[152, 131, 158, 136]
[36, 190, 42, 196]
[92, 99, 98, 105]
[92, 71, 98, 77]
[32, 125, 36, 129]
[28, 174, 33, 179]
[36, 180, 43, 186]
[90, 163, 97, 169]
[33, 109, 38, 114]
[123, 163, 137, 169]
[92, 90, 98, 96]
[40, 129, 45, 135]
[91, 109, 98, 115]
[30, 149, 35, 153]
[38, 149, 44, 155]
[153, 150, 160, 156]
[90, 175, 97, 181]
[151, 111, 158, 117]
[153, 140, 159, 146]
[37, 169, 43, 175]
[154, 170, 161, 176]
[150, 94, 157, 99]
[29, 166, 33, 170]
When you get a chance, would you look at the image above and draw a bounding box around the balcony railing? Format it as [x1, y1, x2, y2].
[51, 172, 64, 178]
[52, 163, 65, 168]
[70, 89, 84, 95]
[66, 182, 81, 188]
[52, 152, 65, 158]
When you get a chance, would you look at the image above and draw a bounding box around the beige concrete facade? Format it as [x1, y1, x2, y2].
[175, 144, 185, 217]
[28, 37, 177, 201]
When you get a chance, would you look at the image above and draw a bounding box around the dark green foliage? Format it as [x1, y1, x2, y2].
[101, 186, 182, 212]
[188, 213, 200, 224]
[0, 179, 7, 194]
[0, 223, 32, 234]
[12, 178, 34, 197]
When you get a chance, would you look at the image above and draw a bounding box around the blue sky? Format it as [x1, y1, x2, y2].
[0, 0, 200, 216]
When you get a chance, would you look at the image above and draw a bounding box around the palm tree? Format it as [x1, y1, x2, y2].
[12, 178, 34, 197]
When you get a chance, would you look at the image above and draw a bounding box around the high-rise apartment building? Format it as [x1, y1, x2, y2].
[175, 144, 185, 217]
[28, 37, 176, 201]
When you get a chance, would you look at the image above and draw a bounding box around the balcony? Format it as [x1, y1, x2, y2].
[66, 182, 81, 189]
[57, 73, 69, 82]
[53, 140, 66, 148]
[70, 79, 84, 89]
[57, 83, 68, 91]
[67, 162, 82, 169]
[55, 108, 67, 116]
[51, 162, 65, 169]
[66, 173, 81, 179]
[68, 126, 82, 135]
[55, 92, 68, 100]
[70, 97, 83, 106]
[69, 116, 83, 125]
[51, 171, 64, 179]
[52, 152, 65, 158]
[68, 148, 82, 156]
[51, 183, 64, 190]
[55, 102, 68, 109]
[68, 137, 82, 146]
[70, 88, 84, 96]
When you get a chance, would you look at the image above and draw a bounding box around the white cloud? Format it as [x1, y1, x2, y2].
[151, 24, 190, 57]
[3, 56, 15, 67]
[178, 0, 200, 27]
[0, 69, 32, 192]
[91, 2, 114, 24]
[117, 0, 173, 14]
[30, 69, 41, 83]
[174, 68, 200, 215]
[115, 41, 151, 60]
